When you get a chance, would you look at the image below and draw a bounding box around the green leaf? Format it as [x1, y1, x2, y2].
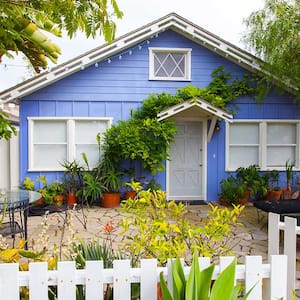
[186, 251, 200, 299]
[172, 259, 185, 300]
[198, 264, 215, 300]
[210, 259, 236, 300]
[159, 271, 174, 300]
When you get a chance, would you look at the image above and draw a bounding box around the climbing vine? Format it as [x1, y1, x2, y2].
[103, 66, 256, 175]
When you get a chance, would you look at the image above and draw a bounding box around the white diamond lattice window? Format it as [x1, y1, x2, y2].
[149, 48, 191, 81]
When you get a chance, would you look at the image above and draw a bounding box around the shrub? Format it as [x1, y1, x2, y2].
[119, 189, 244, 266]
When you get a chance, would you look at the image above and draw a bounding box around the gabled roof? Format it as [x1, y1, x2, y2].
[157, 97, 233, 142]
[0, 12, 262, 104]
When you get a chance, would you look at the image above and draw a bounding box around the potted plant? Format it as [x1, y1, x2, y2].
[48, 180, 64, 206]
[61, 160, 83, 206]
[20, 177, 35, 191]
[124, 179, 142, 200]
[265, 170, 282, 200]
[236, 165, 268, 201]
[101, 168, 122, 208]
[283, 159, 295, 199]
[21, 177, 44, 205]
[219, 175, 248, 206]
[82, 172, 106, 205]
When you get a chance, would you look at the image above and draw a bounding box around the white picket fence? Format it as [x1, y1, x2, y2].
[268, 212, 300, 300]
[0, 255, 288, 300]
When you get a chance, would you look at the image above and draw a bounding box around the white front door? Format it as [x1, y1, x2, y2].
[168, 121, 204, 201]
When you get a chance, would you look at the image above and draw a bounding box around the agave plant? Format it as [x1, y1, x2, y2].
[159, 252, 254, 300]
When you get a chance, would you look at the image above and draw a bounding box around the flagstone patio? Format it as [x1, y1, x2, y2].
[22, 202, 271, 263]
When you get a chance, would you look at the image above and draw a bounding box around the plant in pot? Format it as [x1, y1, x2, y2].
[219, 175, 247, 206]
[283, 159, 295, 199]
[61, 160, 83, 206]
[101, 169, 122, 208]
[36, 175, 54, 205]
[48, 181, 64, 206]
[20, 177, 35, 191]
[124, 179, 143, 200]
[236, 165, 268, 201]
[265, 170, 282, 200]
[21, 177, 44, 205]
[82, 172, 106, 206]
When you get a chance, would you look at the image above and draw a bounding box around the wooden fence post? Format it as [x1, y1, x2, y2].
[29, 262, 48, 300]
[269, 255, 287, 300]
[141, 259, 158, 300]
[57, 261, 76, 299]
[268, 212, 280, 257]
[284, 216, 297, 300]
[245, 256, 262, 300]
[85, 260, 104, 300]
[113, 259, 131, 300]
[0, 263, 19, 300]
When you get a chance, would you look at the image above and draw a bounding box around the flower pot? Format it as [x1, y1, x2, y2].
[35, 197, 44, 205]
[282, 188, 292, 200]
[101, 192, 120, 208]
[66, 192, 77, 206]
[238, 190, 250, 205]
[125, 190, 137, 200]
[266, 189, 282, 201]
[219, 197, 230, 206]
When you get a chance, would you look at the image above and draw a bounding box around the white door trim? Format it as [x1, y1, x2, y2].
[166, 119, 207, 201]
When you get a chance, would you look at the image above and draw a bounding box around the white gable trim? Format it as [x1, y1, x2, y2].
[0, 13, 265, 103]
[157, 98, 233, 121]
[157, 98, 233, 142]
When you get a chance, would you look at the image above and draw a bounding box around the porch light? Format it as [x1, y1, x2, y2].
[215, 121, 221, 132]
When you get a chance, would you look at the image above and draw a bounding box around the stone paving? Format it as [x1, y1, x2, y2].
[22, 202, 271, 263]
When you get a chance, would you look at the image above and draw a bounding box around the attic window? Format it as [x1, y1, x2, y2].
[149, 47, 191, 81]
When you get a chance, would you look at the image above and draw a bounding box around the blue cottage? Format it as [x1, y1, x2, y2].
[1, 13, 300, 202]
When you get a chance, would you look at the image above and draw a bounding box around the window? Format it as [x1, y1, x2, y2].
[28, 117, 112, 171]
[149, 48, 191, 81]
[227, 121, 300, 170]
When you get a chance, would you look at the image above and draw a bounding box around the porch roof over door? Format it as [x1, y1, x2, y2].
[157, 97, 233, 142]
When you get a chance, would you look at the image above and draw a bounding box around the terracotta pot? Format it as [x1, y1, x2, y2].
[66, 192, 77, 206]
[101, 192, 120, 208]
[219, 197, 230, 206]
[239, 190, 250, 205]
[266, 189, 282, 201]
[125, 190, 137, 200]
[282, 188, 292, 200]
[35, 197, 44, 205]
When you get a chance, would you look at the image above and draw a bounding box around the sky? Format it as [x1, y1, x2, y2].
[0, 0, 265, 92]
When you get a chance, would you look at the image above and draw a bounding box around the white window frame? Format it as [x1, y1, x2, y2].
[226, 120, 300, 171]
[149, 47, 192, 81]
[28, 117, 112, 171]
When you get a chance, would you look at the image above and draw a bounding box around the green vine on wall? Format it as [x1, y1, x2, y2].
[103, 66, 256, 175]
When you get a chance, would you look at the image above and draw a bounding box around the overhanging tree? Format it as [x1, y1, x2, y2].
[0, 0, 123, 73]
[0, 0, 122, 140]
[243, 0, 300, 100]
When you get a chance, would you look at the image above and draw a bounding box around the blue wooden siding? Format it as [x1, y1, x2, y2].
[20, 29, 300, 200]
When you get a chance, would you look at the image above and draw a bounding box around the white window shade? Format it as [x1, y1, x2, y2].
[227, 121, 300, 171]
[28, 118, 111, 171]
[228, 123, 259, 169]
[266, 123, 297, 168]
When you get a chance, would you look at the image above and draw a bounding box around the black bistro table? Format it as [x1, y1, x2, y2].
[0, 189, 41, 248]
